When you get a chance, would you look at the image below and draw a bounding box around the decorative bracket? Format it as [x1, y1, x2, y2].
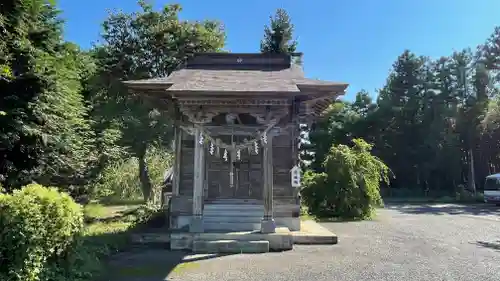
[180, 125, 196, 136]
[250, 108, 289, 125]
[179, 104, 219, 124]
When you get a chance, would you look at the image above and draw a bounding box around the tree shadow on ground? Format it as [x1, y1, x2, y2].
[98, 247, 233, 281]
[87, 207, 235, 281]
[475, 241, 500, 252]
[313, 217, 364, 223]
[385, 203, 500, 216]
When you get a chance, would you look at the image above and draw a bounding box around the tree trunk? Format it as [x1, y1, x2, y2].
[468, 148, 476, 195]
[138, 144, 153, 202]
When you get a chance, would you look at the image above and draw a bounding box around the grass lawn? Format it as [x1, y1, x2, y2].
[83, 201, 203, 280]
[82, 199, 141, 238]
[79, 201, 143, 279]
[84, 200, 142, 220]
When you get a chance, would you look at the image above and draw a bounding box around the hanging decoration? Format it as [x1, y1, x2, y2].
[209, 142, 215, 155]
[192, 119, 276, 151]
[186, 115, 282, 162]
[262, 132, 268, 145]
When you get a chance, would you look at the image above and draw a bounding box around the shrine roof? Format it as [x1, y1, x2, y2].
[123, 53, 348, 94]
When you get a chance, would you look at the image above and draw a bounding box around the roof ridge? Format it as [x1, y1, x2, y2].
[186, 53, 292, 68]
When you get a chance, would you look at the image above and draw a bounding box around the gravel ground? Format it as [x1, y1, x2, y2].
[101, 204, 500, 281]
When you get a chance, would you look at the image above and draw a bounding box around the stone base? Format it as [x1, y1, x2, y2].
[260, 219, 276, 234]
[189, 216, 204, 233]
[171, 215, 300, 232]
[170, 227, 293, 252]
[170, 215, 191, 230]
[193, 239, 269, 254]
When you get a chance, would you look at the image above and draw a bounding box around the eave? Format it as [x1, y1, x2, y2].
[124, 81, 348, 121]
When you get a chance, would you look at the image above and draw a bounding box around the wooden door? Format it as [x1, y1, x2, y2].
[206, 135, 232, 200]
[206, 135, 263, 200]
[206, 156, 232, 199]
[234, 136, 262, 200]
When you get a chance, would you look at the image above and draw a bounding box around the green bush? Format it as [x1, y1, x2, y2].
[0, 184, 84, 281]
[91, 146, 172, 202]
[455, 189, 484, 203]
[130, 203, 168, 231]
[301, 139, 389, 219]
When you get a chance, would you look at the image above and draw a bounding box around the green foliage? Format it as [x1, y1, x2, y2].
[304, 29, 500, 198]
[91, 146, 172, 201]
[455, 189, 485, 203]
[83, 202, 110, 220]
[31, 43, 97, 190]
[131, 203, 164, 228]
[260, 8, 297, 54]
[73, 203, 133, 280]
[481, 96, 500, 164]
[0, 1, 96, 193]
[87, 2, 225, 201]
[0, 184, 84, 281]
[301, 139, 389, 219]
[62, 220, 131, 281]
[302, 96, 376, 172]
[2, 1, 223, 201]
[0, 185, 132, 281]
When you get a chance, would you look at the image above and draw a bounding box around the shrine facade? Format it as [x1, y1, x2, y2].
[124, 53, 347, 233]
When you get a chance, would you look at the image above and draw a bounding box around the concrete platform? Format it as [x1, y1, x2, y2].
[171, 227, 293, 253]
[193, 239, 269, 254]
[131, 221, 338, 253]
[291, 220, 338, 245]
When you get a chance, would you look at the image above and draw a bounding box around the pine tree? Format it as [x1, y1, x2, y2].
[260, 8, 297, 54]
[0, 0, 95, 191]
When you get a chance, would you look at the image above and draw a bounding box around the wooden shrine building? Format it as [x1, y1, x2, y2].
[124, 53, 347, 234]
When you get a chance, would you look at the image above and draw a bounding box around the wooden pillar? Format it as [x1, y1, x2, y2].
[172, 125, 182, 196]
[190, 127, 205, 233]
[261, 135, 276, 233]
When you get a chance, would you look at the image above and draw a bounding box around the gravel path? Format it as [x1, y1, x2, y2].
[101, 204, 500, 281]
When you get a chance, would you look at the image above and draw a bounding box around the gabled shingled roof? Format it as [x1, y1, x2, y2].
[123, 53, 348, 94]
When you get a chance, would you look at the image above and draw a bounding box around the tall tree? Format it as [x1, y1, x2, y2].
[304, 25, 500, 197]
[0, 0, 95, 192]
[260, 8, 297, 54]
[89, 1, 226, 201]
[374, 51, 431, 190]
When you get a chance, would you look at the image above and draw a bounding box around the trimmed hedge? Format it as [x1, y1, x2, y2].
[0, 184, 84, 281]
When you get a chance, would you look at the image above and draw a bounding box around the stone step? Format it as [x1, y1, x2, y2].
[204, 204, 264, 211]
[204, 221, 261, 231]
[206, 199, 263, 205]
[203, 216, 262, 223]
[192, 239, 269, 254]
[203, 203, 265, 231]
[203, 210, 264, 217]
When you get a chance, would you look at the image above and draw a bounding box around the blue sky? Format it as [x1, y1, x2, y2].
[59, 0, 500, 100]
